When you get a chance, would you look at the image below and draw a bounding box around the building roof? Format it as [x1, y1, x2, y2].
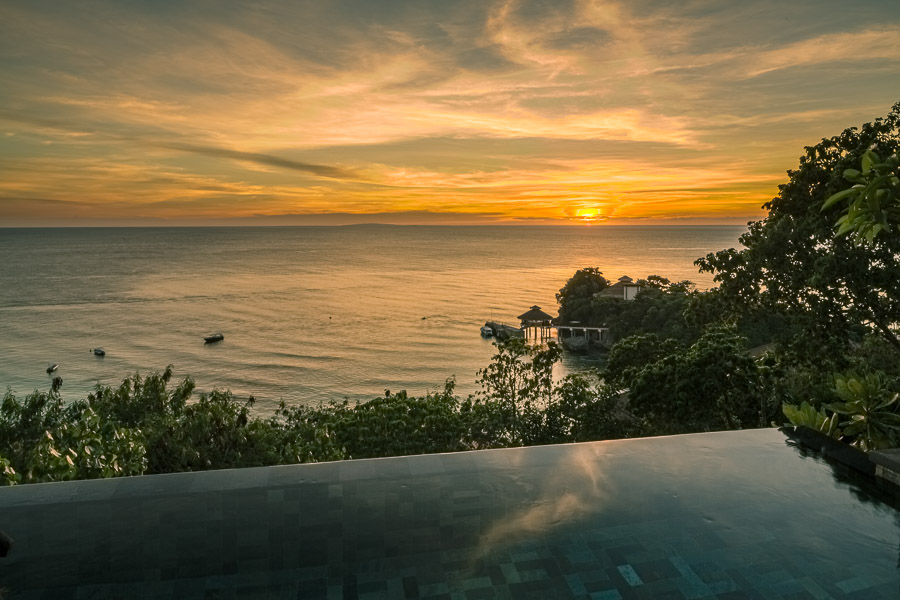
[599, 275, 642, 296]
[517, 305, 555, 322]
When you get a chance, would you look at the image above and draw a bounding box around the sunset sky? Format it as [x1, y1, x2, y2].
[1, 0, 898, 226]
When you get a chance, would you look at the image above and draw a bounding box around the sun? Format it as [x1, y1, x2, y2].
[574, 208, 604, 224]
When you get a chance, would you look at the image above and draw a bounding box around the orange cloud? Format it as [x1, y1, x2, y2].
[0, 1, 897, 225]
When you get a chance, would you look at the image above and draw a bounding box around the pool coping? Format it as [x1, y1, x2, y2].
[782, 425, 900, 497]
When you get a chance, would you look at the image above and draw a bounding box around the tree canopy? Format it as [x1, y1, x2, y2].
[697, 102, 900, 361]
[556, 269, 702, 344]
[556, 267, 609, 323]
[823, 149, 900, 242]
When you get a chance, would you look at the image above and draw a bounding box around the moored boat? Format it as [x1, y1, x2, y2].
[480, 325, 493, 336]
[204, 333, 225, 344]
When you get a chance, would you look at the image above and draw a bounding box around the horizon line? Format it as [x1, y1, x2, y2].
[0, 222, 754, 229]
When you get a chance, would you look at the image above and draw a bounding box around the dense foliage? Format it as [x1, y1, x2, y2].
[824, 149, 900, 242]
[0, 342, 638, 485]
[551, 103, 900, 453]
[697, 101, 900, 361]
[783, 373, 900, 452]
[601, 102, 900, 451]
[556, 273, 698, 342]
[555, 267, 609, 323]
[5, 103, 900, 486]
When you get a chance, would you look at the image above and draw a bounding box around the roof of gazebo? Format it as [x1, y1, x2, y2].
[517, 305, 555, 322]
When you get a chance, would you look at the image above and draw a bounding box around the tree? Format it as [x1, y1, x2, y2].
[697, 102, 900, 360]
[556, 268, 702, 345]
[556, 267, 609, 323]
[625, 328, 765, 433]
[0, 381, 145, 484]
[603, 334, 683, 389]
[605, 278, 698, 343]
[470, 338, 562, 447]
[550, 374, 637, 442]
[329, 381, 468, 459]
[823, 149, 900, 242]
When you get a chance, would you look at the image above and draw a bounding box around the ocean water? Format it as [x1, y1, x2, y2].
[0, 225, 745, 411]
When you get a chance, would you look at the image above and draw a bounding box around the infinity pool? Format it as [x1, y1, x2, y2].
[0, 428, 897, 598]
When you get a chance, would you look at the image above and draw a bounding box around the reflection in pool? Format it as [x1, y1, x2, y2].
[0, 428, 897, 598]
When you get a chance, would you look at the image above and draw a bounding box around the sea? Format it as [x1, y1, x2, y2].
[0, 225, 746, 413]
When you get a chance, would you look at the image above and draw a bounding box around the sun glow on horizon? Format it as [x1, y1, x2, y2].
[572, 208, 607, 224]
[0, 1, 896, 226]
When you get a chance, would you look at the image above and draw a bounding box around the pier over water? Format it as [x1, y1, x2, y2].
[483, 305, 612, 349]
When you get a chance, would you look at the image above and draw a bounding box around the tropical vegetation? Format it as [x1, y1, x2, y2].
[3, 101, 900, 485]
[558, 101, 900, 450]
[0, 341, 638, 485]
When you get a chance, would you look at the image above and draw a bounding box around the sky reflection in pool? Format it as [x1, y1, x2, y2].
[0, 428, 897, 598]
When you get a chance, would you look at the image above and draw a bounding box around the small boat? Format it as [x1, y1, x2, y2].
[480, 326, 493, 336]
[92, 347, 105, 357]
[46, 363, 59, 374]
[204, 333, 225, 344]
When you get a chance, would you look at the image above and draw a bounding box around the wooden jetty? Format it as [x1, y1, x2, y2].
[483, 321, 524, 340]
[485, 305, 612, 350]
[556, 325, 612, 350]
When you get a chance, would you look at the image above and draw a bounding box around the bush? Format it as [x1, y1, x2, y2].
[1, 344, 637, 485]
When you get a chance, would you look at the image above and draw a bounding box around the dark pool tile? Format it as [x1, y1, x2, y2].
[339, 456, 412, 482]
[407, 454, 448, 476]
[439, 452, 480, 474]
[647, 591, 686, 600]
[0, 482, 76, 509]
[846, 587, 891, 600]
[398, 575, 417, 598]
[356, 580, 386, 595]
[417, 580, 450, 598]
[231, 582, 288, 598]
[632, 558, 680, 582]
[40, 586, 76, 600]
[466, 587, 498, 600]
[202, 588, 226, 600]
[3, 429, 899, 599]
[779, 591, 817, 600]
[603, 544, 645, 567]
[508, 578, 556, 594]
[267, 462, 340, 487]
[715, 592, 756, 600]
[584, 577, 618, 594]
[582, 586, 623, 599]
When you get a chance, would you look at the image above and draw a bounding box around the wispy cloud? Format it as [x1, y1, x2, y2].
[743, 27, 900, 78]
[0, 0, 897, 224]
[155, 143, 361, 180]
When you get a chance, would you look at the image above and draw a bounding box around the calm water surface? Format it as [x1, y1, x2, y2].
[0, 226, 745, 410]
[1, 429, 897, 597]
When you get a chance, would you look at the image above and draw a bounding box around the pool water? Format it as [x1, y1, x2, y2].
[0, 428, 897, 598]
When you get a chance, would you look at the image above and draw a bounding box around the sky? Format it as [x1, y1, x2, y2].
[0, 0, 898, 226]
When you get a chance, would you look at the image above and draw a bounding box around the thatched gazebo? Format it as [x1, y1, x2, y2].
[517, 305, 555, 340]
